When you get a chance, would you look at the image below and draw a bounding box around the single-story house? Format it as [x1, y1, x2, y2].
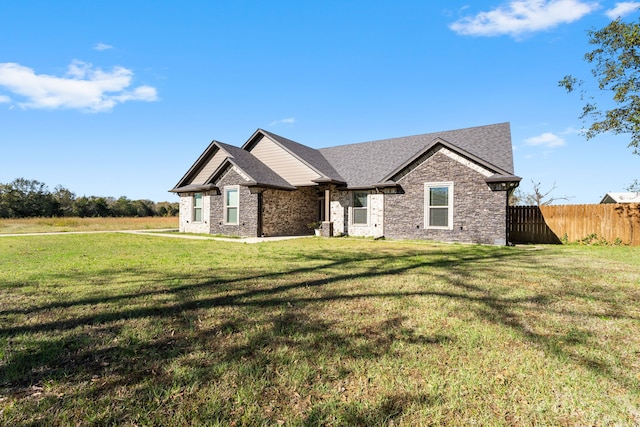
[170, 122, 521, 245]
[600, 192, 640, 204]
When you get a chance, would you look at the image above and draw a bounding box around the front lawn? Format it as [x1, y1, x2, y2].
[0, 235, 638, 425]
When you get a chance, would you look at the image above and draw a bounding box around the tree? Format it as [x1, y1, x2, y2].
[0, 178, 60, 217]
[53, 185, 76, 217]
[559, 17, 640, 154]
[1, 177, 179, 218]
[627, 179, 640, 192]
[514, 181, 572, 206]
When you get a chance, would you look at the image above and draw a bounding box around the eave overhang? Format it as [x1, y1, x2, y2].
[485, 174, 521, 191]
[240, 181, 297, 191]
[169, 183, 219, 193]
[339, 181, 400, 191]
[311, 177, 347, 186]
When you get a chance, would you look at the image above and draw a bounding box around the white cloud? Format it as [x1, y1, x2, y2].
[559, 126, 579, 135]
[0, 95, 10, 103]
[0, 60, 158, 112]
[449, 0, 599, 38]
[269, 117, 296, 126]
[94, 43, 113, 51]
[525, 132, 567, 147]
[606, 2, 640, 18]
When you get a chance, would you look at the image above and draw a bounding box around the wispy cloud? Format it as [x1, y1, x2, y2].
[94, 42, 113, 51]
[449, 0, 599, 38]
[525, 132, 567, 147]
[269, 117, 296, 126]
[0, 60, 158, 112]
[606, 2, 640, 19]
[0, 95, 10, 103]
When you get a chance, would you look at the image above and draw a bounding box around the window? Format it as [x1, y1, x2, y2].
[224, 186, 239, 224]
[193, 193, 203, 222]
[425, 182, 453, 229]
[352, 191, 368, 225]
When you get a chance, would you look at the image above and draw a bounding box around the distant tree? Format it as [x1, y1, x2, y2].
[92, 197, 111, 217]
[53, 185, 76, 217]
[518, 181, 572, 206]
[133, 199, 154, 217]
[72, 196, 110, 217]
[111, 196, 137, 217]
[0, 182, 18, 218]
[72, 196, 90, 217]
[0, 178, 60, 217]
[627, 179, 640, 192]
[156, 201, 179, 217]
[559, 17, 640, 154]
[1, 177, 178, 218]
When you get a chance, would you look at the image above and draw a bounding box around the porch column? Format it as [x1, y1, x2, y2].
[324, 188, 331, 221]
[322, 187, 334, 237]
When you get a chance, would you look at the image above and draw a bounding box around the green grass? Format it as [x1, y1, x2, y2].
[1, 235, 639, 426]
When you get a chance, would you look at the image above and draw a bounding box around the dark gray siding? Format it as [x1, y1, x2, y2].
[384, 150, 506, 244]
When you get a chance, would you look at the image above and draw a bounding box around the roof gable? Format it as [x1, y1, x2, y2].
[600, 192, 640, 203]
[211, 142, 296, 190]
[171, 140, 229, 191]
[319, 122, 515, 188]
[244, 129, 345, 185]
[382, 137, 512, 183]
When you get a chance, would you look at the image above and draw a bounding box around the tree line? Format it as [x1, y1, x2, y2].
[0, 178, 178, 218]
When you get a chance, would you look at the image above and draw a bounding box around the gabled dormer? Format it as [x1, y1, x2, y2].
[243, 129, 345, 187]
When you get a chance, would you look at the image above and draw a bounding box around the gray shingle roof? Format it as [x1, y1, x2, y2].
[173, 122, 516, 192]
[318, 122, 514, 188]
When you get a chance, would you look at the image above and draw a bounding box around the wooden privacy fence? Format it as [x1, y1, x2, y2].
[508, 203, 640, 246]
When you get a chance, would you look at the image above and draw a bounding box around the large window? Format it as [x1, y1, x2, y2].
[224, 186, 239, 225]
[352, 191, 368, 225]
[425, 182, 453, 229]
[193, 192, 203, 222]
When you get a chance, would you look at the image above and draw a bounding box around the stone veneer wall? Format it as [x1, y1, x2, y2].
[330, 190, 350, 236]
[348, 192, 384, 238]
[209, 167, 259, 237]
[384, 149, 507, 245]
[329, 191, 384, 238]
[262, 187, 317, 236]
[179, 192, 213, 234]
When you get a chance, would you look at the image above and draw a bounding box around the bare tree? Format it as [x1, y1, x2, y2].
[521, 181, 572, 206]
[627, 179, 640, 192]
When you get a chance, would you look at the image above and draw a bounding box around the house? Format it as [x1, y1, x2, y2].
[170, 122, 521, 245]
[600, 192, 640, 204]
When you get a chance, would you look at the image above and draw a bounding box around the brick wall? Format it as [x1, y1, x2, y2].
[262, 187, 317, 236]
[209, 167, 259, 237]
[384, 149, 507, 244]
[177, 147, 507, 243]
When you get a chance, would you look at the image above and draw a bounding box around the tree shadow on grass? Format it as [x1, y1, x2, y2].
[302, 392, 438, 426]
[1, 243, 639, 424]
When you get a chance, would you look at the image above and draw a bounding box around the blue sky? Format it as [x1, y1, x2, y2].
[1, 0, 639, 204]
